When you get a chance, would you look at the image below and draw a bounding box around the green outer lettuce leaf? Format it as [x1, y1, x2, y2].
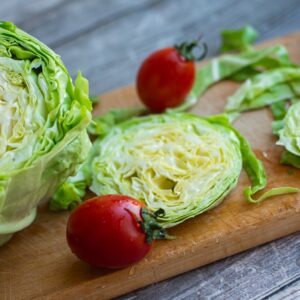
[271, 100, 290, 120]
[50, 107, 145, 210]
[220, 25, 259, 53]
[0, 21, 92, 245]
[281, 150, 300, 168]
[50, 139, 100, 211]
[87, 107, 146, 136]
[270, 99, 295, 135]
[277, 101, 300, 156]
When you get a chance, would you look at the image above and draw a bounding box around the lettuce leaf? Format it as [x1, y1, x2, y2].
[225, 68, 300, 120]
[220, 25, 258, 52]
[174, 45, 292, 112]
[50, 107, 145, 210]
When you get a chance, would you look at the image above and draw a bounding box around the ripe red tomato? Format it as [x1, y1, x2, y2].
[66, 195, 169, 269]
[136, 40, 207, 112]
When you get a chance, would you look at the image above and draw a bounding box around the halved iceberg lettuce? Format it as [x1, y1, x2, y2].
[88, 113, 296, 227]
[0, 21, 92, 245]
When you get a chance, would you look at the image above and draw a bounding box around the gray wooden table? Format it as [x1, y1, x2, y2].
[2, 1, 300, 299]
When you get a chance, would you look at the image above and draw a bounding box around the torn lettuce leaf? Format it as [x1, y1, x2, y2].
[281, 150, 300, 169]
[174, 45, 293, 112]
[277, 101, 300, 156]
[225, 68, 300, 120]
[88, 107, 146, 136]
[220, 25, 259, 53]
[49, 140, 101, 211]
[50, 107, 145, 210]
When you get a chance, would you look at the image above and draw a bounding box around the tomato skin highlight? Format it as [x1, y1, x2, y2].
[67, 195, 152, 269]
[137, 47, 196, 112]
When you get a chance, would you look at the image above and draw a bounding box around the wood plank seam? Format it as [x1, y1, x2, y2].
[260, 275, 300, 300]
[48, 0, 170, 49]
[16, 0, 73, 28]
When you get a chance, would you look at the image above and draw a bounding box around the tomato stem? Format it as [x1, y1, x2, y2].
[138, 208, 175, 244]
[175, 36, 208, 61]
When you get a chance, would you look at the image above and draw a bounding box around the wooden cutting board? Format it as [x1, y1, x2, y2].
[1, 32, 300, 300]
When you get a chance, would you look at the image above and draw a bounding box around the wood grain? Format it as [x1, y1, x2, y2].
[2, 0, 300, 96]
[53, 0, 300, 96]
[121, 232, 300, 300]
[269, 279, 300, 300]
[1, 33, 300, 300]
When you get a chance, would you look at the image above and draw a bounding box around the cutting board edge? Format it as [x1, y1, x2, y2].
[46, 210, 300, 300]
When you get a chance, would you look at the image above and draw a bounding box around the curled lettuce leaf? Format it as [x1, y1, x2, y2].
[88, 107, 146, 136]
[0, 21, 92, 245]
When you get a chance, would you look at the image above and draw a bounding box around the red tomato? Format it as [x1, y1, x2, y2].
[136, 40, 207, 112]
[66, 195, 168, 269]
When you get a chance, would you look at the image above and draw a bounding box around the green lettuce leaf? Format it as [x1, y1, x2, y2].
[174, 45, 292, 112]
[225, 67, 300, 120]
[281, 150, 300, 168]
[50, 107, 145, 210]
[88, 107, 146, 136]
[271, 100, 289, 120]
[220, 25, 259, 52]
[277, 101, 300, 156]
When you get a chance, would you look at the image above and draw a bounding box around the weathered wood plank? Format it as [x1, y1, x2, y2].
[0, 0, 68, 24]
[118, 232, 300, 300]
[14, 0, 159, 46]
[50, 0, 300, 95]
[2, 0, 300, 95]
[268, 278, 300, 300]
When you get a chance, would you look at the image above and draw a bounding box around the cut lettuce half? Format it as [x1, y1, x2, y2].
[0, 21, 92, 245]
[85, 113, 296, 227]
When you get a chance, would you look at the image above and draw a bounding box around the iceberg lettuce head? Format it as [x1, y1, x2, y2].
[0, 21, 92, 245]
